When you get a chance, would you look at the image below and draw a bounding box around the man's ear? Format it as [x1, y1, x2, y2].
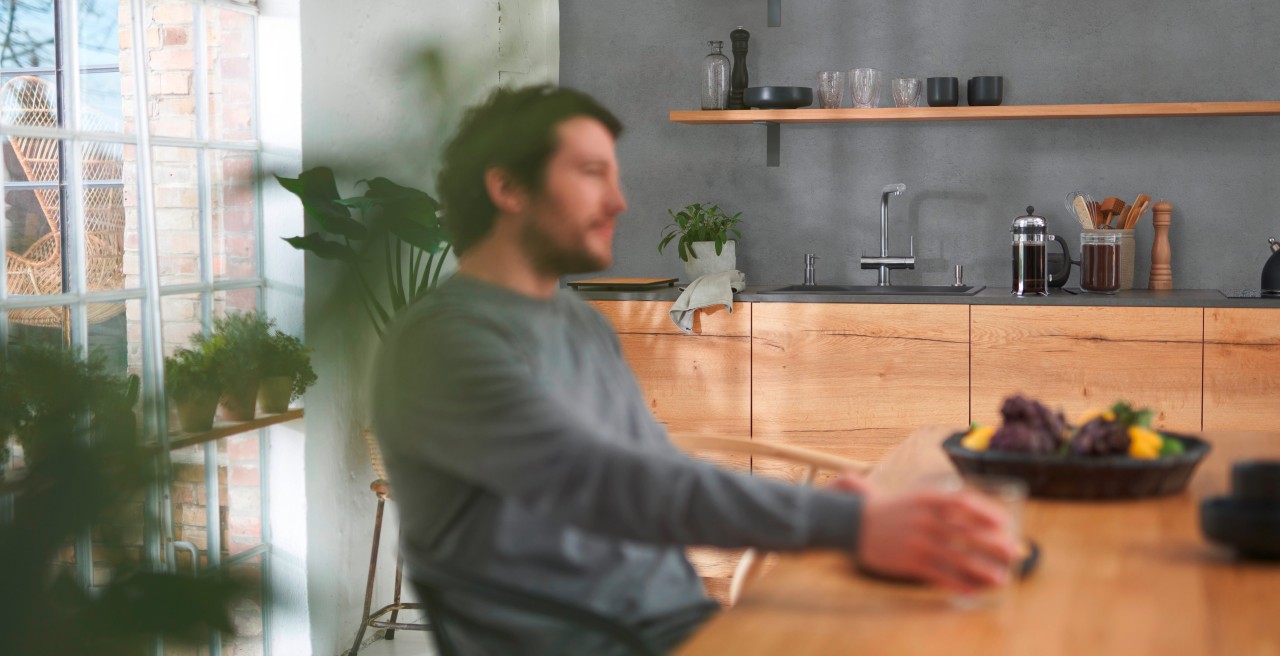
[484, 167, 528, 216]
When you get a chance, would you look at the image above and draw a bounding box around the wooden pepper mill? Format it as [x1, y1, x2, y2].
[1149, 201, 1173, 290]
[728, 26, 750, 110]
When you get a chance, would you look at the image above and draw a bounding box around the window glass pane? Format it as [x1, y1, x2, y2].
[212, 286, 256, 319]
[143, 0, 196, 139]
[0, 0, 57, 69]
[211, 149, 256, 280]
[82, 70, 125, 128]
[6, 304, 70, 347]
[159, 291, 201, 356]
[206, 7, 254, 141]
[148, 145, 200, 285]
[87, 300, 129, 377]
[81, 139, 133, 293]
[1, 73, 59, 132]
[5, 185, 62, 298]
[78, 0, 122, 68]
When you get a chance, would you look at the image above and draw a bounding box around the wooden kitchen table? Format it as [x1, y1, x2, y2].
[678, 426, 1280, 656]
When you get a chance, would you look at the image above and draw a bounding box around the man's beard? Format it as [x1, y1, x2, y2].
[520, 215, 610, 277]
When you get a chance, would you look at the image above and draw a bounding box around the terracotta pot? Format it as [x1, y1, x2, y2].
[257, 376, 293, 414]
[221, 379, 260, 422]
[176, 391, 220, 432]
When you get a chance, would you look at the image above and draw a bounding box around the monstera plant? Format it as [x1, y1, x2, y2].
[275, 167, 452, 338]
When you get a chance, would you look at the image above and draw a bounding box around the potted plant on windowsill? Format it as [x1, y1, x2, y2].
[658, 202, 743, 281]
[257, 330, 316, 414]
[200, 311, 273, 422]
[164, 346, 223, 433]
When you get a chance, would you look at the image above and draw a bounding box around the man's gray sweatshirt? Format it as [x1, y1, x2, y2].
[372, 274, 864, 653]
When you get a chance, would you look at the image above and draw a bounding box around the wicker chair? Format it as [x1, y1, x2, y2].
[348, 430, 429, 655]
[2, 75, 125, 328]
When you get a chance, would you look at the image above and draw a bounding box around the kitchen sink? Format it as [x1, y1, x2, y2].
[759, 284, 985, 296]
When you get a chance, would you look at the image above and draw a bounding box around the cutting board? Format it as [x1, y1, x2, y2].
[566, 277, 678, 290]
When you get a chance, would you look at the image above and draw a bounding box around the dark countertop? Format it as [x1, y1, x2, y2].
[571, 284, 1280, 308]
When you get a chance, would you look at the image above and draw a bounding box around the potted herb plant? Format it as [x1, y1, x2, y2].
[257, 330, 317, 414]
[164, 346, 223, 433]
[199, 311, 273, 422]
[658, 202, 743, 280]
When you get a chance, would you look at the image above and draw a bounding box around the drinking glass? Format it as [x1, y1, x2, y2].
[949, 474, 1027, 609]
[850, 68, 882, 108]
[817, 71, 845, 109]
[892, 77, 922, 107]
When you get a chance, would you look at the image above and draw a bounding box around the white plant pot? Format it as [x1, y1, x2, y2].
[683, 240, 737, 281]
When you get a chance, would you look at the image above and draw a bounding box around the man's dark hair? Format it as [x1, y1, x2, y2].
[436, 85, 623, 255]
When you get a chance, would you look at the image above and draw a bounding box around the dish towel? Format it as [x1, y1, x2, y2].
[669, 270, 746, 334]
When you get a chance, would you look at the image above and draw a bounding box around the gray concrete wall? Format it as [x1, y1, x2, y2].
[560, 0, 1280, 291]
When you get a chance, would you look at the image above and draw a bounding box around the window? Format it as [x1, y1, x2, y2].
[3, 1, 268, 653]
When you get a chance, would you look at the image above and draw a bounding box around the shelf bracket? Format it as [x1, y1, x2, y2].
[768, 0, 781, 26]
[755, 121, 780, 167]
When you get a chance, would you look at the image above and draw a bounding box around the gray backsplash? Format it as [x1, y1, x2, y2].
[560, 0, 1280, 290]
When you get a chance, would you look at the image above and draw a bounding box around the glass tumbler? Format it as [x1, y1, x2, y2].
[817, 71, 845, 109]
[950, 475, 1028, 609]
[892, 77, 922, 107]
[850, 68, 882, 108]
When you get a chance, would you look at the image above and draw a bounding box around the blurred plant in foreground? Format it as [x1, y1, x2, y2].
[0, 344, 252, 655]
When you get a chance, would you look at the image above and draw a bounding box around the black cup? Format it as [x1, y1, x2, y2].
[967, 76, 1003, 106]
[1232, 460, 1280, 502]
[926, 77, 959, 107]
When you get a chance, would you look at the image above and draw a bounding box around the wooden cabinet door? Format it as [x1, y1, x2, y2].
[1205, 308, 1280, 431]
[588, 300, 751, 605]
[752, 303, 970, 473]
[971, 306, 1203, 430]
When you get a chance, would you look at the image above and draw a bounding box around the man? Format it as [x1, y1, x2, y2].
[373, 85, 1016, 654]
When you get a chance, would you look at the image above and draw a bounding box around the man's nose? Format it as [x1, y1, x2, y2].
[607, 178, 628, 215]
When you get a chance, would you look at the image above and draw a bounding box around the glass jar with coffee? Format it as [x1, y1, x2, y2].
[1080, 230, 1122, 294]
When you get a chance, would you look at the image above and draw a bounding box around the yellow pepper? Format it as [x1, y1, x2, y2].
[962, 425, 996, 451]
[1128, 426, 1163, 459]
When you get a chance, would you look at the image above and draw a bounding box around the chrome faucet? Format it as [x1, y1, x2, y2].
[803, 253, 818, 285]
[859, 183, 915, 285]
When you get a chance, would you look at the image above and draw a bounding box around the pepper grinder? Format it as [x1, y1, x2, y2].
[1148, 201, 1173, 290]
[728, 26, 750, 109]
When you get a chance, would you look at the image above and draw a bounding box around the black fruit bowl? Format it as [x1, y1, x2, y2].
[744, 86, 813, 109]
[942, 431, 1211, 499]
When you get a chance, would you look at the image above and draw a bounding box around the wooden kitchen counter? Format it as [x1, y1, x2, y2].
[678, 426, 1280, 656]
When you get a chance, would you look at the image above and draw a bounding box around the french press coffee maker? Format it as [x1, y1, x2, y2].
[1010, 206, 1070, 296]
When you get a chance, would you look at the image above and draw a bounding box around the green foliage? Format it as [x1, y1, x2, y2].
[276, 167, 453, 338]
[194, 311, 274, 390]
[658, 202, 743, 262]
[1109, 400, 1155, 428]
[260, 331, 317, 401]
[163, 346, 222, 404]
[0, 344, 138, 460]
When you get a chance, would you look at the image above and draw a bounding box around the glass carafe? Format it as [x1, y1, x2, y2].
[701, 41, 730, 110]
[1011, 208, 1049, 296]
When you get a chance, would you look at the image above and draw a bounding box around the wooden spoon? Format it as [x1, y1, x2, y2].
[1126, 199, 1151, 229]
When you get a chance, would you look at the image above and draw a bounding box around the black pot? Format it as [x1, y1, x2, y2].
[927, 77, 959, 107]
[744, 86, 813, 109]
[967, 76, 1004, 106]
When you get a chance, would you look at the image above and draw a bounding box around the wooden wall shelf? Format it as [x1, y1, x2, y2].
[670, 101, 1280, 125]
[671, 101, 1280, 166]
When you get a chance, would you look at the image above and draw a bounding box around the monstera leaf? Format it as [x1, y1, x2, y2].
[274, 168, 367, 240]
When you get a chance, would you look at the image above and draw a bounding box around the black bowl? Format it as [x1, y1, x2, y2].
[942, 431, 1211, 499]
[1201, 497, 1280, 559]
[744, 86, 814, 109]
[967, 76, 1004, 106]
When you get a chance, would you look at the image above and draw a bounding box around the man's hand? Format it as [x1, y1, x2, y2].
[855, 488, 1019, 594]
